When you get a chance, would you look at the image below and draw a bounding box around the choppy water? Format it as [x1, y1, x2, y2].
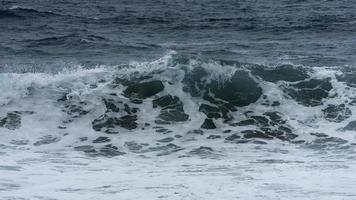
[1, 0, 356, 199]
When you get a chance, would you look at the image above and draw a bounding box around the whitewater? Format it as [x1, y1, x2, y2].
[1, 52, 356, 199]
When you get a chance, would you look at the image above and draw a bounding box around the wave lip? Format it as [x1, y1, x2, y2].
[24, 33, 109, 48]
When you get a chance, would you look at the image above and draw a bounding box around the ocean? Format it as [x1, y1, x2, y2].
[1, 0, 356, 199]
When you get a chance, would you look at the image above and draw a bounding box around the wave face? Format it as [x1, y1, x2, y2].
[1, 52, 356, 156]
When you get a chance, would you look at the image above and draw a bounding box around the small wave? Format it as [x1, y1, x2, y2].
[24, 33, 110, 47]
[0, 9, 22, 18]
[96, 15, 171, 25]
[0, 5, 69, 19]
[0, 66, 108, 105]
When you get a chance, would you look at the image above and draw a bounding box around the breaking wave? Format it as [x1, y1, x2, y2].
[1, 51, 356, 157]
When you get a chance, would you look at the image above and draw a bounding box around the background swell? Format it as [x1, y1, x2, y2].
[1, 0, 356, 70]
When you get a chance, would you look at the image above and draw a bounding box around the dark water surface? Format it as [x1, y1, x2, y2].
[1, 0, 356, 72]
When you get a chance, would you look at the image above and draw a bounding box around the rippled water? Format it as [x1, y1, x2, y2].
[1, 0, 356, 69]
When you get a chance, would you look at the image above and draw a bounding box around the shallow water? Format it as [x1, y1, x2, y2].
[1, 144, 356, 200]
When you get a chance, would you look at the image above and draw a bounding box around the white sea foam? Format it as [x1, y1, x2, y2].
[1, 54, 356, 199]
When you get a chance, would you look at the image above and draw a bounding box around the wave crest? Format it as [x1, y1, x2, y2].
[1, 52, 356, 156]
